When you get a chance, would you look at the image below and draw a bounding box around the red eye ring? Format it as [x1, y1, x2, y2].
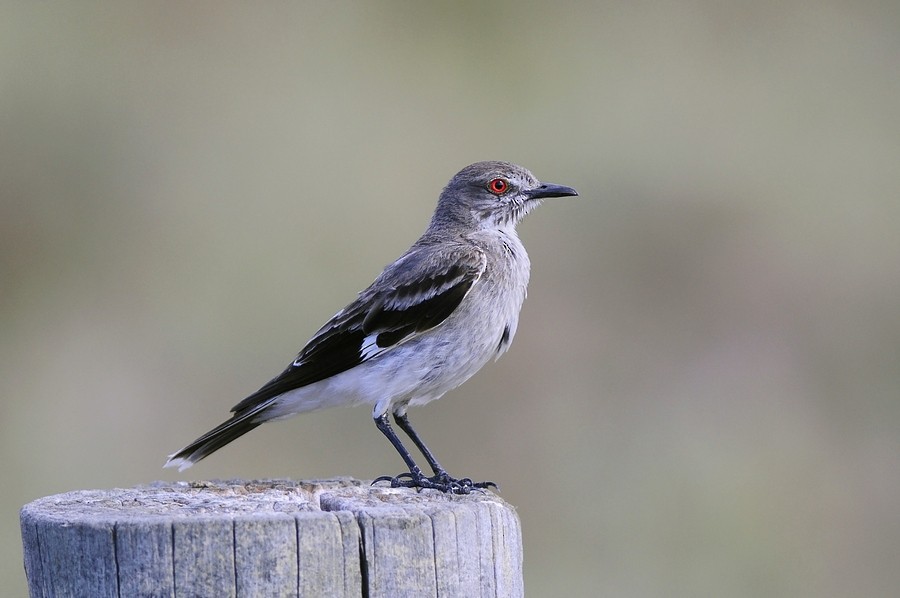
[487, 178, 509, 195]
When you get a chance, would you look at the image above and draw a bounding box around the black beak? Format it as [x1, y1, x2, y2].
[525, 182, 579, 199]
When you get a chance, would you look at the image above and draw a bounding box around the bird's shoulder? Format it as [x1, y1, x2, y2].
[369, 237, 487, 300]
[316, 239, 487, 351]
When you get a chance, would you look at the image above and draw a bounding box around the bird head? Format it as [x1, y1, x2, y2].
[435, 161, 578, 230]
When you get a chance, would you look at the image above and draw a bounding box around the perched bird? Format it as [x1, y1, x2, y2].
[165, 161, 578, 493]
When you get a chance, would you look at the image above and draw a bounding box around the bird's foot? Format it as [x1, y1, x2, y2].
[372, 472, 497, 494]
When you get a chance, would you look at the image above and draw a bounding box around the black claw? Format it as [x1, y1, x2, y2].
[474, 480, 499, 490]
[372, 472, 414, 488]
[372, 472, 497, 494]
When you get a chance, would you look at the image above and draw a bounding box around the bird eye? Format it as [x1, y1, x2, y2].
[487, 178, 509, 195]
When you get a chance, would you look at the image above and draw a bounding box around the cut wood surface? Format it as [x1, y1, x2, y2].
[20, 478, 522, 598]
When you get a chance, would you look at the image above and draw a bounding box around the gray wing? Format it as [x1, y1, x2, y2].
[230, 244, 486, 414]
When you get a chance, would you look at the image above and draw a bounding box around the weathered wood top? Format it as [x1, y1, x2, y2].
[20, 478, 522, 598]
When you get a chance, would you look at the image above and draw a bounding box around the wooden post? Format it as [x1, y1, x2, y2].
[20, 478, 523, 597]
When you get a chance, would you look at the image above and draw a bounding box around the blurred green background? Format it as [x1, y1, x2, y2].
[3, 2, 899, 596]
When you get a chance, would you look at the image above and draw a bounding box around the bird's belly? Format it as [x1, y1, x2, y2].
[265, 323, 500, 418]
[268, 275, 523, 418]
[401, 305, 515, 407]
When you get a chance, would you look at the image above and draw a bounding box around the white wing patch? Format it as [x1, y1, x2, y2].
[359, 332, 385, 361]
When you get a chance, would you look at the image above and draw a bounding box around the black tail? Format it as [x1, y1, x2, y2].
[164, 409, 263, 471]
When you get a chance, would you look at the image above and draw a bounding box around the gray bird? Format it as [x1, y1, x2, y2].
[165, 161, 578, 493]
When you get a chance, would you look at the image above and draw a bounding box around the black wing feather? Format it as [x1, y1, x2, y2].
[363, 263, 472, 343]
[231, 248, 484, 414]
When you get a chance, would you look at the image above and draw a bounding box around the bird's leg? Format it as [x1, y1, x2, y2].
[392, 411, 447, 478]
[371, 412, 494, 494]
[372, 412, 426, 480]
[393, 411, 497, 493]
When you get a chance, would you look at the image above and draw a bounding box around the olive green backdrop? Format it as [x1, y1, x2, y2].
[3, 2, 899, 596]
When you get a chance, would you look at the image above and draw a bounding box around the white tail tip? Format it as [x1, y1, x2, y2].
[163, 455, 194, 472]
